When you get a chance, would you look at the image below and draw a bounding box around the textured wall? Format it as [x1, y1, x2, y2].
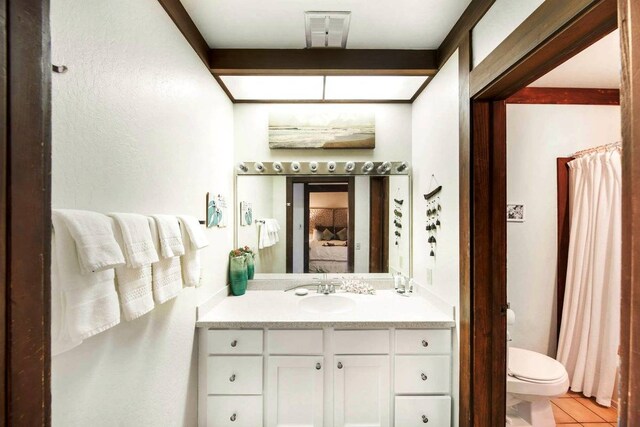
[50, 0, 234, 425]
[411, 52, 460, 425]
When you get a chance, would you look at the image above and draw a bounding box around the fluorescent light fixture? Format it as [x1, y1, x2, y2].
[324, 76, 429, 100]
[220, 76, 324, 100]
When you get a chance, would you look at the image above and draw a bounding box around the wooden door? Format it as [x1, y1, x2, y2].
[333, 355, 390, 427]
[369, 177, 389, 273]
[266, 356, 324, 427]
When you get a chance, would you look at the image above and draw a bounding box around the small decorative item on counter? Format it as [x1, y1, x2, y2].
[229, 248, 248, 296]
[240, 246, 255, 280]
[340, 278, 376, 295]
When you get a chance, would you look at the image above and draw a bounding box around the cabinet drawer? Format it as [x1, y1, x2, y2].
[395, 396, 451, 426]
[207, 356, 263, 395]
[394, 355, 450, 394]
[334, 330, 390, 354]
[395, 329, 451, 355]
[207, 330, 263, 355]
[268, 330, 323, 354]
[207, 396, 263, 427]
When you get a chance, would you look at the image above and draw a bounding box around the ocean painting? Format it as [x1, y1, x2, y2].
[269, 111, 375, 149]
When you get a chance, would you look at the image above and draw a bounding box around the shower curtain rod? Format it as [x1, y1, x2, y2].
[573, 141, 622, 157]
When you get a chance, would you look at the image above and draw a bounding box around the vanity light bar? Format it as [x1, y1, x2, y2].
[236, 161, 410, 175]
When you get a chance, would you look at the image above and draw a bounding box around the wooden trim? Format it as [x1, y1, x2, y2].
[437, 0, 496, 68]
[556, 157, 573, 343]
[618, 0, 640, 423]
[286, 178, 293, 273]
[470, 100, 508, 426]
[303, 186, 310, 273]
[347, 177, 355, 273]
[457, 34, 472, 427]
[213, 75, 236, 103]
[156, 0, 209, 66]
[209, 49, 438, 76]
[0, 0, 6, 421]
[507, 87, 620, 105]
[470, 0, 618, 100]
[4, 0, 52, 424]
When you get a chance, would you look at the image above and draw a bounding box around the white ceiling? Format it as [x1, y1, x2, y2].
[529, 30, 621, 89]
[180, 0, 471, 49]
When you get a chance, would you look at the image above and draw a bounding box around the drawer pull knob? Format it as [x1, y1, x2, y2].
[337, 362, 343, 369]
[316, 363, 322, 370]
[230, 413, 237, 422]
[422, 415, 429, 423]
[422, 340, 429, 347]
[230, 340, 238, 347]
[421, 373, 428, 381]
[229, 374, 236, 382]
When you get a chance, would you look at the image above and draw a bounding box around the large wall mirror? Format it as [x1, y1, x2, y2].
[235, 163, 411, 278]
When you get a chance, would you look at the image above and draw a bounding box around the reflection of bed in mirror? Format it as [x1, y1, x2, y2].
[308, 208, 349, 273]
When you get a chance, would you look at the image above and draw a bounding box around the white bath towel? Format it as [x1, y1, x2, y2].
[177, 215, 209, 287]
[109, 213, 159, 268]
[259, 218, 280, 249]
[111, 219, 155, 321]
[149, 217, 183, 303]
[151, 215, 185, 258]
[55, 209, 125, 274]
[52, 211, 121, 356]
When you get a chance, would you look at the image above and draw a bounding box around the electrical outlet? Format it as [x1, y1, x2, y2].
[356, 242, 361, 250]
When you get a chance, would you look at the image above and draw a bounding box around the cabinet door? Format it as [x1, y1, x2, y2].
[266, 356, 324, 427]
[334, 355, 390, 427]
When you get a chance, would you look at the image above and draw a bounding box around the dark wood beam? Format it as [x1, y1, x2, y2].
[209, 49, 438, 76]
[618, 0, 640, 424]
[470, 0, 618, 100]
[506, 87, 620, 105]
[157, 0, 210, 66]
[437, 0, 496, 68]
[4, 0, 51, 424]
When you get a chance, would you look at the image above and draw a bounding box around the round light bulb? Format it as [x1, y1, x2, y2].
[237, 162, 248, 173]
[345, 161, 355, 172]
[291, 161, 301, 172]
[362, 161, 374, 173]
[273, 162, 283, 173]
[327, 161, 336, 172]
[254, 162, 265, 173]
[309, 161, 319, 172]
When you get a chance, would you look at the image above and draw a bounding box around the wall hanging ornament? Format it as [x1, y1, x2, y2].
[424, 174, 442, 258]
[393, 197, 404, 246]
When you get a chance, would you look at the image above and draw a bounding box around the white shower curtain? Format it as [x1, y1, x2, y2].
[557, 147, 621, 407]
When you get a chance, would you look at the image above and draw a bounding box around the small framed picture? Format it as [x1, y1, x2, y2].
[507, 203, 525, 222]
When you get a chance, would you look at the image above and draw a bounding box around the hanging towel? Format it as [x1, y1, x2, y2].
[177, 215, 209, 287]
[55, 209, 125, 274]
[111, 218, 155, 321]
[52, 211, 121, 356]
[149, 217, 183, 303]
[259, 219, 280, 249]
[109, 213, 159, 268]
[151, 215, 185, 258]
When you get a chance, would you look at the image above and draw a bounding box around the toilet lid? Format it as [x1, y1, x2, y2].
[509, 347, 567, 382]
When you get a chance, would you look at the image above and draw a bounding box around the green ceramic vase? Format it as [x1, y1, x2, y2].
[245, 252, 255, 280]
[229, 255, 248, 296]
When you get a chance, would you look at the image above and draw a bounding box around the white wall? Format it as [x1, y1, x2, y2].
[234, 104, 412, 162]
[354, 176, 371, 272]
[471, 0, 545, 67]
[50, 0, 234, 425]
[506, 104, 621, 357]
[411, 52, 460, 425]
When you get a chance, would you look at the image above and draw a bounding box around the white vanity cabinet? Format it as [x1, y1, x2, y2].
[198, 327, 452, 427]
[333, 355, 390, 427]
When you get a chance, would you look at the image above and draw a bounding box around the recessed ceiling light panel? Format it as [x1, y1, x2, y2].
[305, 11, 351, 48]
[324, 76, 429, 100]
[220, 75, 324, 100]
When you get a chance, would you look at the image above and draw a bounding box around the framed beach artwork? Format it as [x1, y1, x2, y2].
[268, 111, 375, 149]
[507, 203, 526, 222]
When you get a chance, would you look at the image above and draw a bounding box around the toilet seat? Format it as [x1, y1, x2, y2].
[509, 347, 567, 383]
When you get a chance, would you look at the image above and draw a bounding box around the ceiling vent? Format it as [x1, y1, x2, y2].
[305, 11, 351, 49]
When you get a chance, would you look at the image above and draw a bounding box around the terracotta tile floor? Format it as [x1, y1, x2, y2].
[553, 391, 618, 426]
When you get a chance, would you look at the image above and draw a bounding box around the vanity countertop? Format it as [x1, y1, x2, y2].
[196, 290, 455, 329]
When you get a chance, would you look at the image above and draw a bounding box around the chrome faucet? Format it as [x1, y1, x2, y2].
[316, 274, 336, 295]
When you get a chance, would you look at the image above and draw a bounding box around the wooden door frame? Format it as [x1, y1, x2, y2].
[286, 176, 355, 273]
[462, 0, 640, 425]
[1, 0, 52, 424]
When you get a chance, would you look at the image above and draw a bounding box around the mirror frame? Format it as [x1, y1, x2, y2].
[234, 169, 413, 279]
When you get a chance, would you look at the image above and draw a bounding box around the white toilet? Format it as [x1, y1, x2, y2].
[506, 347, 570, 426]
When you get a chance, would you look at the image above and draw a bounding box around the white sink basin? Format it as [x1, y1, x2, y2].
[299, 295, 356, 314]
